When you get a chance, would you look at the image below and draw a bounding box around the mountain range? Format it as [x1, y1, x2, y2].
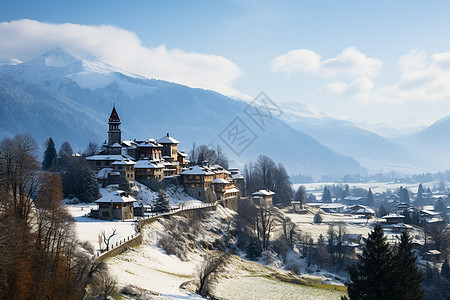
[0, 49, 446, 178]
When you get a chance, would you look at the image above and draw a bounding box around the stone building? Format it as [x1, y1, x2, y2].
[93, 190, 136, 220]
[251, 190, 275, 207]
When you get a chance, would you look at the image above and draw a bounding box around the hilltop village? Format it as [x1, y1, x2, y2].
[85, 107, 248, 219]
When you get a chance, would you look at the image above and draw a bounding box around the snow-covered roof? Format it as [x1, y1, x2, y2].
[393, 223, 413, 228]
[96, 168, 113, 180]
[137, 141, 162, 148]
[110, 142, 122, 148]
[252, 190, 275, 196]
[178, 151, 188, 157]
[395, 202, 411, 208]
[344, 196, 365, 201]
[211, 178, 230, 184]
[383, 213, 405, 219]
[425, 250, 441, 255]
[112, 158, 135, 165]
[421, 209, 440, 216]
[224, 188, 240, 194]
[355, 208, 375, 214]
[134, 159, 164, 169]
[86, 154, 124, 161]
[121, 140, 137, 148]
[95, 190, 136, 203]
[319, 204, 345, 209]
[158, 133, 180, 144]
[231, 173, 244, 179]
[180, 165, 214, 176]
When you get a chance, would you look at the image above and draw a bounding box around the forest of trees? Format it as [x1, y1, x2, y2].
[0, 134, 117, 299]
[243, 155, 293, 206]
[41, 138, 100, 203]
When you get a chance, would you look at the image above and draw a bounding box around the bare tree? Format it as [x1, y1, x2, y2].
[282, 216, 295, 246]
[294, 185, 307, 210]
[84, 142, 99, 157]
[256, 201, 275, 251]
[0, 134, 41, 223]
[197, 251, 231, 297]
[255, 155, 276, 190]
[101, 229, 117, 251]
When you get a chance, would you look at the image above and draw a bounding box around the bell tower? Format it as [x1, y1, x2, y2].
[108, 105, 121, 145]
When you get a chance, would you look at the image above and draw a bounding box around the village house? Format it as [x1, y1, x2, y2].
[134, 158, 165, 181]
[383, 213, 405, 224]
[86, 107, 243, 203]
[347, 205, 375, 218]
[392, 223, 413, 233]
[180, 164, 241, 202]
[112, 157, 135, 183]
[343, 196, 367, 205]
[251, 190, 275, 207]
[91, 190, 136, 220]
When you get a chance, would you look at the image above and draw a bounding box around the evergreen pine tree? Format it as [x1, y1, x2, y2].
[411, 210, 421, 226]
[403, 208, 412, 224]
[390, 232, 423, 300]
[403, 188, 411, 203]
[246, 235, 261, 260]
[118, 176, 131, 192]
[441, 256, 450, 280]
[367, 188, 374, 206]
[42, 137, 57, 171]
[79, 168, 100, 203]
[378, 205, 388, 217]
[153, 190, 170, 212]
[322, 186, 332, 203]
[347, 225, 394, 299]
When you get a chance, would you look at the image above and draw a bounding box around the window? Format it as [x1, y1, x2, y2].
[127, 174, 129, 177]
[102, 211, 109, 217]
[96, 161, 101, 166]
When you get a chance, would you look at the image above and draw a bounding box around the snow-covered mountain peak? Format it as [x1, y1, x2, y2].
[26, 48, 141, 78]
[41, 48, 81, 67]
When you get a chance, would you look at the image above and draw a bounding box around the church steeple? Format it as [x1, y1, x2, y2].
[108, 105, 121, 146]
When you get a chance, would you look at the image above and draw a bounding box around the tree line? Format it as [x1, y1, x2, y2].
[42, 137, 100, 203]
[0, 134, 116, 299]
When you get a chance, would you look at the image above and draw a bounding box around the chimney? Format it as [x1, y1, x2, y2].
[166, 132, 169, 137]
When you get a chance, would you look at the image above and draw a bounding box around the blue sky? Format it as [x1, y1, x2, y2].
[2, 0, 450, 127]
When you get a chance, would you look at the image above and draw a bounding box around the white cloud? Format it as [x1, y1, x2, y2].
[0, 19, 244, 97]
[375, 49, 450, 103]
[271, 49, 320, 76]
[271, 47, 382, 79]
[321, 47, 382, 79]
[273, 46, 450, 104]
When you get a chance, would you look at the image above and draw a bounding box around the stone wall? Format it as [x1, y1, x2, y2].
[94, 202, 218, 262]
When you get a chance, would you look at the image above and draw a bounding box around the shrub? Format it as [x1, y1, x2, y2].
[314, 213, 323, 223]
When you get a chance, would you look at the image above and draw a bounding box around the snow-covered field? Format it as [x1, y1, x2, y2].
[108, 244, 202, 299]
[282, 210, 375, 240]
[214, 276, 346, 300]
[66, 203, 137, 252]
[105, 206, 349, 299]
[294, 181, 441, 197]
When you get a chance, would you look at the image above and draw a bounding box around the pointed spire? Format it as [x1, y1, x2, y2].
[109, 106, 120, 123]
